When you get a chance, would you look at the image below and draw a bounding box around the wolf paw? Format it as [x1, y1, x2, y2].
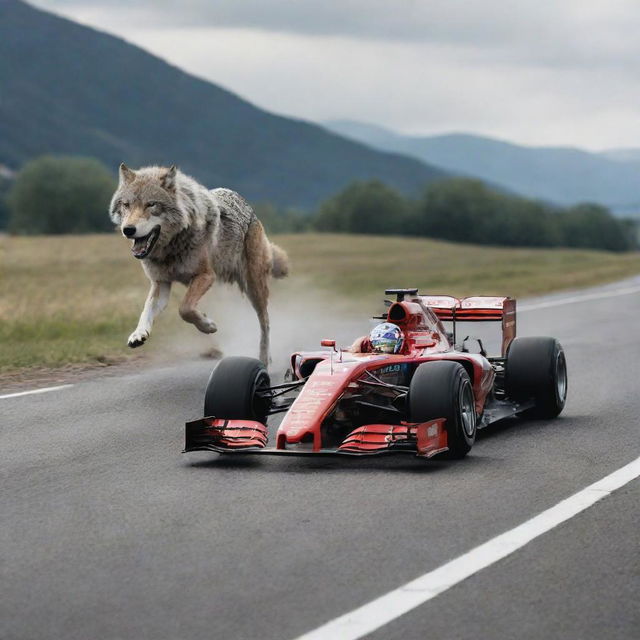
[196, 317, 217, 334]
[128, 329, 149, 348]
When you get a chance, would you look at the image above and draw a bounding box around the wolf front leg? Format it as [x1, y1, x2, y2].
[179, 270, 217, 334]
[128, 281, 171, 348]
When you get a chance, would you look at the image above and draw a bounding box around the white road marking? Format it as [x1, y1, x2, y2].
[519, 284, 640, 312]
[0, 384, 74, 400]
[294, 456, 640, 640]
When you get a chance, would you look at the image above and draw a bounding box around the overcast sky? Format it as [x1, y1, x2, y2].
[31, 0, 640, 150]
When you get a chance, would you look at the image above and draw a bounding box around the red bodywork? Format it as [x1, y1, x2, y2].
[184, 294, 516, 458]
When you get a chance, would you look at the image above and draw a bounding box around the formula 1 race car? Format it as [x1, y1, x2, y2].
[184, 288, 567, 460]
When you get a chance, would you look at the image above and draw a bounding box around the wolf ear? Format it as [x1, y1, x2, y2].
[161, 165, 177, 192]
[119, 163, 136, 184]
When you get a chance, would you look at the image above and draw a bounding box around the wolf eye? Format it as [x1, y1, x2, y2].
[146, 201, 157, 208]
[122, 201, 130, 208]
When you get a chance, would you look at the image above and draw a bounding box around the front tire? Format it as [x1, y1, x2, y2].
[409, 361, 476, 459]
[204, 356, 271, 423]
[505, 337, 567, 418]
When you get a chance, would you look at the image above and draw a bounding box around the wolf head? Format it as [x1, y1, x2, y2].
[109, 164, 188, 260]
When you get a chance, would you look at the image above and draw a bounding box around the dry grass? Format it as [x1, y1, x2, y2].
[282, 234, 640, 298]
[1, 232, 639, 374]
[1, 233, 148, 370]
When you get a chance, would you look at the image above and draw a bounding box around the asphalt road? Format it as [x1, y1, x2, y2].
[2, 278, 640, 640]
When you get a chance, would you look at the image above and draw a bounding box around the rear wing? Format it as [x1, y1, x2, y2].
[419, 296, 516, 356]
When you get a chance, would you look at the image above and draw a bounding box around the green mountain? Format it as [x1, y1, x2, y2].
[0, 0, 448, 210]
[325, 120, 640, 214]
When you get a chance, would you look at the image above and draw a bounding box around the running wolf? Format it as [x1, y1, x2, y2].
[109, 164, 289, 364]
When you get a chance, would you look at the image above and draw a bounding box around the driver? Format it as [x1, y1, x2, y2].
[349, 322, 404, 354]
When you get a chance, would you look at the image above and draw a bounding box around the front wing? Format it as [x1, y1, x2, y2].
[184, 417, 448, 458]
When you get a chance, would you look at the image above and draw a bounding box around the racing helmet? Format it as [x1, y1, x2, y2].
[369, 322, 404, 354]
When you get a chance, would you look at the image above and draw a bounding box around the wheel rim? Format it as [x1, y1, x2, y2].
[459, 381, 476, 437]
[555, 351, 567, 403]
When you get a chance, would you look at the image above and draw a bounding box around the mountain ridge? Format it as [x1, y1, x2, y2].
[324, 120, 640, 213]
[0, 0, 448, 209]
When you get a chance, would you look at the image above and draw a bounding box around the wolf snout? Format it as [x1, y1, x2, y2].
[123, 226, 136, 237]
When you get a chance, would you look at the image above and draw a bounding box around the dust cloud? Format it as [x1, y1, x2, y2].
[146, 281, 382, 375]
[135, 281, 509, 376]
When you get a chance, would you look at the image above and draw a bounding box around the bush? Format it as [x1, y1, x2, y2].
[8, 155, 116, 234]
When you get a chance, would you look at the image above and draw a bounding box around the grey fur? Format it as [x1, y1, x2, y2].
[110, 164, 288, 363]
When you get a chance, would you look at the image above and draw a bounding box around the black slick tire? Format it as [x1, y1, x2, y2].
[204, 356, 271, 423]
[409, 361, 476, 459]
[505, 337, 567, 418]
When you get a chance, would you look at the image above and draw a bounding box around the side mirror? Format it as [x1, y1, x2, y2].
[321, 339, 337, 351]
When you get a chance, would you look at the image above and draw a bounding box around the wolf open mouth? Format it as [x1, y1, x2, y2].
[131, 225, 161, 259]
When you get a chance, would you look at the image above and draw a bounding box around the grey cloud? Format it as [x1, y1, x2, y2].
[33, 0, 640, 69]
[34, 0, 528, 40]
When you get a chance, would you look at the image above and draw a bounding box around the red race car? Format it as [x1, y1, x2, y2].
[184, 288, 567, 460]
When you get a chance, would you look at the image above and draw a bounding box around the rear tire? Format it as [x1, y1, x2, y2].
[204, 356, 271, 423]
[409, 361, 476, 459]
[505, 337, 567, 418]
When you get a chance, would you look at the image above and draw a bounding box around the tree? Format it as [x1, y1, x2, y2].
[559, 204, 634, 252]
[0, 195, 9, 230]
[314, 180, 408, 234]
[415, 178, 560, 248]
[252, 202, 311, 234]
[8, 155, 116, 234]
[312, 176, 638, 252]
[0, 175, 11, 230]
[414, 179, 496, 243]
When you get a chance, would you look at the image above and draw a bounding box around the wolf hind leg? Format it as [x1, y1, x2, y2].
[179, 270, 217, 334]
[244, 220, 272, 364]
[247, 276, 270, 365]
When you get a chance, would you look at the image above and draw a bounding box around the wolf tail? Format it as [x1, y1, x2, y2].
[270, 242, 289, 279]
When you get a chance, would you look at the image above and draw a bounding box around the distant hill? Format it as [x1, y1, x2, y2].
[0, 0, 449, 210]
[324, 120, 640, 214]
[599, 148, 640, 164]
